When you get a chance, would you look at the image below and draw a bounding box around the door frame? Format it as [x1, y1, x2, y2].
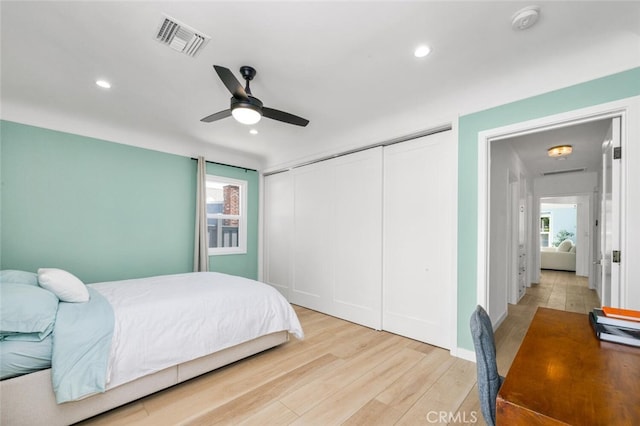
[507, 176, 519, 305]
[477, 98, 634, 317]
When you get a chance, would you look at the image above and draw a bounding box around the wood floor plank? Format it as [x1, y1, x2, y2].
[394, 358, 477, 425]
[448, 384, 482, 426]
[76, 402, 148, 425]
[182, 354, 341, 425]
[289, 347, 425, 425]
[237, 401, 298, 426]
[375, 347, 454, 408]
[341, 399, 404, 426]
[280, 332, 407, 415]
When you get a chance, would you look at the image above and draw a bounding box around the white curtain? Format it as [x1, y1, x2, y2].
[194, 156, 209, 272]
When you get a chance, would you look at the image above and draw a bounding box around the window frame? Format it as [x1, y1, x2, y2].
[206, 174, 248, 256]
[540, 213, 551, 247]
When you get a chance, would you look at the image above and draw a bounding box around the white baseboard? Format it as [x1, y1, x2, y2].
[494, 310, 507, 330]
[454, 347, 476, 362]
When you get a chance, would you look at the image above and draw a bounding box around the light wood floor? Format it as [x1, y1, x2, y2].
[80, 270, 599, 426]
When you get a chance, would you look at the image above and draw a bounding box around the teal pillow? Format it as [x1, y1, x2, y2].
[0, 283, 59, 341]
[0, 270, 38, 286]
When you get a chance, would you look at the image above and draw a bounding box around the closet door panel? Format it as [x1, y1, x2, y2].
[383, 131, 455, 349]
[288, 148, 383, 327]
[291, 164, 333, 311]
[331, 148, 383, 329]
[263, 171, 293, 297]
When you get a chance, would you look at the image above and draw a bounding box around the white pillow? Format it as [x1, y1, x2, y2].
[37, 268, 90, 303]
[557, 239, 573, 252]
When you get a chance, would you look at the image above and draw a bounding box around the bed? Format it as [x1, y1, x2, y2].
[0, 270, 303, 426]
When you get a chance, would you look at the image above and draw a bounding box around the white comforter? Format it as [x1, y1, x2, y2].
[89, 272, 303, 389]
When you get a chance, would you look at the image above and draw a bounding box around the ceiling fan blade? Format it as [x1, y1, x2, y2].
[262, 107, 309, 127]
[213, 65, 248, 100]
[200, 109, 232, 123]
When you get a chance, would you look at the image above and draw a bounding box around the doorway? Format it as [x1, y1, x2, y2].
[477, 102, 629, 326]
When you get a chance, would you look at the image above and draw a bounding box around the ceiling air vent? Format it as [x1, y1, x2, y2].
[541, 168, 586, 176]
[155, 14, 210, 57]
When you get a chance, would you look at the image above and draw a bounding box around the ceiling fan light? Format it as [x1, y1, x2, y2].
[547, 145, 573, 157]
[232, 105, 261, 125]
[414, 44, 431, 58]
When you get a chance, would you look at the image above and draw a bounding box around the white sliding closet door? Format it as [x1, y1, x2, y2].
[263, 171, 293, 298]
[292, 148, 383, 329]
[383, 131, 455, 349]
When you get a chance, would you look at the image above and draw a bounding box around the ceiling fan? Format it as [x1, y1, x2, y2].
[201, 65, 309, 127]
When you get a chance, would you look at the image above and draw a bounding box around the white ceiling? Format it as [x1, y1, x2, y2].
[497, 118, 612, 177]
[1, 1, 639, 171]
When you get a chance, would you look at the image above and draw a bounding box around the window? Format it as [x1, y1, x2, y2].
[206, 175, 247, 255]
[540, 213, 551, 247]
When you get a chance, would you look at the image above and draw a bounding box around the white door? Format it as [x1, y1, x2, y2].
[599, 117, 621, 307]
[263, 171, 293, 298]
[383, 131, 455, 349]
[291, 148, 383, 329]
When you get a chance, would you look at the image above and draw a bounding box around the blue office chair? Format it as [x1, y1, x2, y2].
[470, 305, 505, 426]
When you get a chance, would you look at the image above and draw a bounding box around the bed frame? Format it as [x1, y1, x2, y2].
[1, 331, 288, 426]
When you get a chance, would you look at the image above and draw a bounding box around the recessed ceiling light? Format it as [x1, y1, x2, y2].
[414, 45, 431, 58]
[249, 129, 258, 135]
[95, 79, 111, 89]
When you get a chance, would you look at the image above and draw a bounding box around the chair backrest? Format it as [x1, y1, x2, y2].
[470, 305, 503, 426]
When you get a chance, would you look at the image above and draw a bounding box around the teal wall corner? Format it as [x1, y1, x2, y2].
[457, 67, 640, 351]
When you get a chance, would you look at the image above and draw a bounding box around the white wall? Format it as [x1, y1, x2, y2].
[534, 173, 598, 197]
[489, 143, 532, 324]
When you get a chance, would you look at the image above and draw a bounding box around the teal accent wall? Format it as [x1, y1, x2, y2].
[458, 67, 640, 351]
[205, 162, 259, 280]
[0, 121, 259, 283]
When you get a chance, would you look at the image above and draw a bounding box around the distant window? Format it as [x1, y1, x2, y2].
[206, 175, 247, 255]
[540, 213, 551, 247]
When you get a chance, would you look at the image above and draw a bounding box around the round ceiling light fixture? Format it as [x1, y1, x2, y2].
[511, 6, 540, 31]
[231, 97, 263, 125]
[547, 145, 573, 158]
[95, 79, 112, 89]
[232, 105, 261, 125]
[414, 44, 431, 58]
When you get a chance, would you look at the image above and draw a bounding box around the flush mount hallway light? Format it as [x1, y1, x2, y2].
[95, 79, 111, 89]
[414, 45, 431, 58]
[547, 145, 573, 157]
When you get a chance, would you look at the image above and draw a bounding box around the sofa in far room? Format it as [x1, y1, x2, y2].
[540, 239, 576, 271]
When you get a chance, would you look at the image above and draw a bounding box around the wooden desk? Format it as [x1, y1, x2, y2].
[496, 307, 640, 425]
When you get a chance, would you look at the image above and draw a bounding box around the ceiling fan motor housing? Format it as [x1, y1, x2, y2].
[231, 95, 263, 111]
